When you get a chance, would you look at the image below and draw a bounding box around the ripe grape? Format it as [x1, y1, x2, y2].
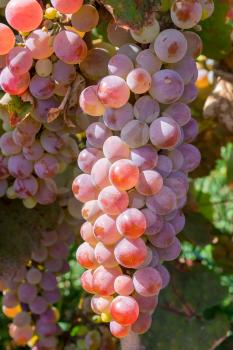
[72, 174, 97, 203]
[110, 296, 139, 325]
[71, 5, 99, 32]
[103, 103, 134, 131]
[76, 242, 97, 269]
[93, 266, 122, 296]
[29, 75, 55, 100]
[51, 0, 83, 14]
[108, 54, 134, 79]
[110, 321, 130, 338]
[26, 30, 54, 60]
[79, 86, 105, 117]
[7, 47, 32, 76]
[81, 200, 103, 223]
[118, 44, 141, 62]
[171, 0, 203, 29]
[0, 24, 15, 55]
[121, 120, 150, 148]
[182, 118, 199, 143]
[180, 82, 198, 103]
[134, 95, 160, 124]
[34, 154, 59, 179]
[136, 169, 163, 196]
[128, 189, 146, 209]
[91, 158, 111, 189]
[114, 238, 147, 268]
[86, 122, 112, 148]
[116, 208, 146, 239]
[94, 242, 118, 268]
[78, 148, 102, 174]
[169, 210, 185, 234]
[29, 296, 48, 315]
[162, 102, 191, 126]
[13, 176, 38, 199]
[109, 159, 139, 191]
[200, 0, 214, 19]
[94, 214, 121, 245]
[18, 283, 37, 304]
[114, 275, 134, 296]
[80, 222, 98, 246]
[136, 49, 162, 75]
[97, 75, 130, 109]
[8, 154, 33, 178]
[0, 67, 30, 95]
[0, 132, 22, 156]
[126, 68, 151, 94]
[149, 222, 176, 248]
[156, 265, 170, 289]
[154, 29, 187, 63]
[156, 237, 181, 261]
[107, 21, 133, 47]
[130, 19, 160, 44]
[150, 117, 182, 149]
[98, 186, 129, 216]
[183, 31, 203, 58]
[80, 48, 110, 81]
[81, 270, 94, 294]
[35, 59, 53, 77]
[179, 143, 201, 172]
[130, 145, 158, 171]
[146, 185, 177, 215]
[103, 136, 130, 162]
[134, 293, 158, 314]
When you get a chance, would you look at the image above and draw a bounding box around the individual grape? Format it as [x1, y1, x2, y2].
[134, 95, 160, 124]
[29, 296, 48, 315]
[18, 283, 37, 304]
[110, 296, 139, 325]
[86, 122, 112, 148]
[76, 242, 97, 269]
[141, 208, 164, 236]
[33, 97, 59, 123]
[169, 210, 185, 234]
[97, 75, 130, 109]
[35, 179, 57, 205]
[40, 130, 64, 155]
[107, 21, 133, 47]
[179, 143, 201, 172]
[150, 117, 182, 150]
[40, 272, 57, 292]
[166, 149, 184, 171]
[80, 48, 110, 81]
[53, 60, 76, 84]
[5, 0, 43, 32]
[91, 158, 111, 189]
[165, 174, 188, 199]
[116, 208, 146, 239]
[13, 176, 38, 199]
[108, 54, 134, 79]
[149, 69, 184, 104]
[103, 103, 134, 131]
[171, 0, 203, 29]
[12, 130, 34, 148]
[110, 321, 130, 338]
[121, 120, 150, 148]
[136, 170, 163, 196]
[169, 56, 197, 84]
[134, 293, 158, 314]
[2, 291, 18, 308]
[130, 19, 160, 44]
[94, 242, 118, 268]
[34, 154, 60, 179]
[136, 49, 162, 75]
[80, 222, 98, 246]
[93, 265, 122, 296]
[7, 47, 33, 76]
[109, 159, 139, 191]
[180, 82, 198, 103]
[156, 236, 181, 261]
[114, 238, 147, 268]
[79, 86, 105, 117]
[0, 67, 30, 95]
[23, 141, 44, 161]
[118, 44, 141, 62]
[81, 270, 94, 294]
[0, 24, 15, 55]
[154, 29, 187, 63]
[200, 0, 214, 19]
[91, 295, 113, 314]
[146, 186, 177, 215]
[162, 102, 191, 126]
[128, 189, 146, 209]
[81, 200, 103, 223]
[71, 5, 99, 32]
[131, 313, 152, 334]
[29, 75, 55, 100]
[8, 154, 33, 178]
[156, 265, 170, 289]
[98, 186, 129, 216]
[93, 214, 121, 245]
[72, 174, 97, 203]
[0, 132, 22, 156]
[183, 31, 203, 58]
[53, 30, 87, 64]
[133, 267, 162, 297]
[149, 222, 176, 248]
[35, 59, 53, 77]
[26, 30, 54, 60]
[51, 0, 83, 14]
[126, 68, 151, 94]
[10, 324, 34, 345]
[130, 146, 158, 171]
[13, 312, 31, 327]
[78, 148, 102, 174]
[114, 275, 134, 296]
[103, 136, 130, 162]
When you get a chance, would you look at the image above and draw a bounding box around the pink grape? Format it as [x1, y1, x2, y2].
[107, 20, 133, 47]
[76, 242, 98, 269]
[114, 238, 147, 268]
[97, 75, 130, 108]
[103, 136, 130, 162]
[79, 86, 105, 117]
[0, 67, 30, 95]
[118, 43, 142, 62]
[183, 31, 203, 58]
[93, 214, 121, 245]
[91, 295, 113, 314]
[8, 154, 33, 178]
[121, 120, 150, 148]
[108, 54, 134, 79]
[162, 102, 191, 127]
[9, 324, 34, 344]
[150, 117, 182, 150]
[109, 159, 139, 191]
[146, 186, 177, 215]
[149, 222, 176, 248]
[110, 296, 139, 325]
[179, 143, 201, 172]
[0, 132, 22, 156]
[154, 29, 187, 63]
[126, 68, 152, 94]
[12, 129, 35, 148]
[29, 296, 48, 315]
[7, 47, 33, 76]
[165, 174, 188, 199]
[33, 97, 59, 123]
[29, 75, 55, 100]
[133, 267, 162, 297]
[141, 208, 164, 236]
[80, 222, 98, 246]
[72, 174, 97, 203]
[180, 82, 198, 103]
[35, 179, 57, 205]
[130, 145, 158, 171]
[166, 149, 184, 171]
[94, 242, 118, 268]
[53, 30, 87, 64]
[18, 283, 37, 304]
[170, 56, 198, 84]
[134, 95, 160, 124]
[136, 170, 163, 196]
[26, 30, 54, 59]
[0, 24, 15, 55]
[131, 313, 152, 334]
[136, 49, 162, 74]
[103, 103, 134, 131]
[169, 211, 186, 234]
[134, 293, 158, 314]
[171, 0, 202, 29]
[98, 186, 129, 216]
[156, 237, 181, 261]
[51, 0, 83, 14]
[53, 60, 76, 84]
[93, 265, 122, 296]
[182, 118, 199, 143]
[128, 189, 146, 209]
[86, 122, 112, 148]
[81, 270, 94, 294]
[91, 158, 111, 189]
[110, 321, 130, 338]
[155, 155, 173, 177]
[81, 200, 103, 223]
[78, 148, 103, 174]
[149, 69, 184, 104]
[23, 141, 44, 161]
[156, 265, 170, 289]
[71, 4, 99, 31]
[116, 208, 146, 239]
[40, 130, 64, 154]
[114, 275, 134, 296]
[6, 0, 43, 32]
[34, 154, 59, 179]
[13, 176, 38, 198]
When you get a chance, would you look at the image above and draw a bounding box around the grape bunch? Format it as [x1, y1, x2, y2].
[1, 220, 74, 350]
[72, 0, 214, 339]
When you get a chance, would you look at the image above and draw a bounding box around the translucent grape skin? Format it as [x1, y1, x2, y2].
[5, 0, 43, 32]
[107, 20, 133, 47]
[97, 75, 130, 109]
[80, 48, 110, 81]
[108, 54, 134, 79]
[34, 154, 59, 179]
[110, 321, 130, 338]
[93, 266, 122, 296]
[114, 275, 134, 296]
[150, 117, 182, 150]
[72, 174, 97, 203]
[148, 222, 176, 248]
[126, 68, 152, 94]
[103, 136, 130, 162]
[114, 238, 147, 268]
[0, 24, 15, 55]
[76, 242, 98, 269]
[53, 60, 76, 84]
[80, 222, 98, 246]
[91, 158, 111, 189]
[0, 67, 30, 96]
[81, 270, 94, 294]
[146, 185, 177, 215]
[71, 4, 99, 32]
[133, 267, 162, 297]
[131, 313, 152, 335]
[130, 19, 160, 44]
[121, 120, 150, 149]
[134, 293, 158, 314]
[98, 186, 129, 216]
[26, 29, 54, 60]
[29, 75, 55, 100]
[86, 122, 112, 149]
[136, 49, 162, 75]
[110, 296, 139, 325]
[136, 169, 163, 196]
[183, 31, 203, 58]
[79, 86, 105, 117]
[78, 148, 103, 174]
[134, 95, 160, 124]
[94, 242, 118, 268]
[7, 47, 33, 76]
[103, 103, 134, 131]
[162, 102, 191, 127]
[171, 0, 203, 29]
[51, 0, 83, 14]
[109, 159, 139, 191]
[93, 214, 122, 245]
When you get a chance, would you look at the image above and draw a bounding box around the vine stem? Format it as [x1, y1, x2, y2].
[121, 332, 141, 350]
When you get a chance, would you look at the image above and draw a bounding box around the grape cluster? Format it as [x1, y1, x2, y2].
[72, 0, 214, 339]
[1, 221, 74, 350]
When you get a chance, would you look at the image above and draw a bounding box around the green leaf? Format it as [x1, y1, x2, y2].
[200, 0, 231, 60]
